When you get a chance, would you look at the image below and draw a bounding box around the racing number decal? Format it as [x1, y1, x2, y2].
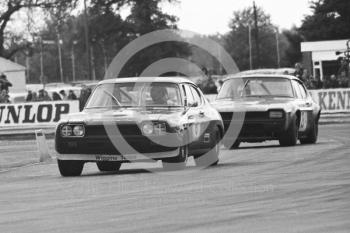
[299, 111, 308, 131]
[192, 123, 201, 139]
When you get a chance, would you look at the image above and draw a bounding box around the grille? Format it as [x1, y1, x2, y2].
[85, 124, 142, 137]
[220, 111, 268, 122]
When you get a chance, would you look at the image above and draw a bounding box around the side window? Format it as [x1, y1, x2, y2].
[292, 80, 303, 99]
[189, 86, 202, 106]
[183, 84, 195, 106]
[298, 83, 308, 99]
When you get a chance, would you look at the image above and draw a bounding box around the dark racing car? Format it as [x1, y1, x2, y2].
[55, 77, 223, 176]
[213, 72, 321, 149]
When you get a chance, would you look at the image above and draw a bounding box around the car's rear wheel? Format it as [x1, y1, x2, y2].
[162, 146, 188, 171]
[96, 162, 122, 172]
[57, 159, 84, 177]
[300, 118, 318, 144]
[279, 116, 299, 147]
[195, 127, 221, 167]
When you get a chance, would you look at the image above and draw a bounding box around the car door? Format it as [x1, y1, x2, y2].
[186, 84, 212, 151]
[292, 80, 314, 132]
[182, 83, 199, 143]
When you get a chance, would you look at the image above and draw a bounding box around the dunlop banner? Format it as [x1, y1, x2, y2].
[0, 101, 79, 127]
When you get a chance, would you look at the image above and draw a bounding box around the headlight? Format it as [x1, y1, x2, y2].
[142, 123, 154, 135]
[61, 125, 72, 137]
[73, 125, 85, 137]
[269, 111, 284, 118]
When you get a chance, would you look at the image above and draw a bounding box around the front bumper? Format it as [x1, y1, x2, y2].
[221, 112, 291, 142]
[236, 119, 286, 141]
[56, 148, 180, 162]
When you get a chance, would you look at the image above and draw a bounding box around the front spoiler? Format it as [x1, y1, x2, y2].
[57, 148, 180, 162]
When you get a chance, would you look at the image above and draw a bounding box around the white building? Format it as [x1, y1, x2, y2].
[301, 39, 349, 80]
[0, 57, 26, 93]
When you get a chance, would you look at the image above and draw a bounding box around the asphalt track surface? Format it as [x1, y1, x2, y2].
[0, 124, 349, 233]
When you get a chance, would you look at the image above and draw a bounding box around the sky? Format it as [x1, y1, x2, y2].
[8, 0, 313, 38]
[160, 0, 313, 35]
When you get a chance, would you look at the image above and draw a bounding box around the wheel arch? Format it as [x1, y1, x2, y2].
[295, 110, 301, 125]
[316, 110, 321, 123]
[216, 123, 224, 139]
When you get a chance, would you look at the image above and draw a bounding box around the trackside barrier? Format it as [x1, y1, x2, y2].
[0, 101, 80, 128]
[0, 92, 349, 135]
[309, 88, 350, 113]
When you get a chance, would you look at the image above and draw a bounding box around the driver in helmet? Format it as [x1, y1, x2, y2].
[150, 85, 169, 105]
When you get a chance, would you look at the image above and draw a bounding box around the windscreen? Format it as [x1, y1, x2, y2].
[85, 82, 182, 109]
[217, 77, 294, 100]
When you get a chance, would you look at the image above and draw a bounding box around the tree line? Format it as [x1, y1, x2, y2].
[0, 0, 349, 84]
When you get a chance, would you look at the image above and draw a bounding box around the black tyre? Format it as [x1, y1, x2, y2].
[162, 146, 188, 171]
[279, 116, 299, 147]
[300, 119, 318, 144]
[57, 159, 84, 177]
[231, 141, 241, 149]
[195, 127, 221, 167]
[224, 140, 240, 150]
[96, 162, 122, 172]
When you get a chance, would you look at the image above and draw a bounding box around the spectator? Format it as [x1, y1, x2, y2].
[302, 69, 310, 82]
[337, 57, 349, 78]
[68, 90, 78, 100]
[26, 91, 33, 102]
[37, 89, 51, 101]
[59, 90, 68, 100]
[337, 58, 350, 88]
[42, 90, 52, 101]
[311, 75, 323, 89]
[339, 76, 349, 88]
[38, 89, 44, 101]
[201, 68, 217, 94]
[294, 63, 304, 81]
[0, 73, 12, 92]
[52, 92, 62, 101]
[0, 89, 10, 103]
[79, 86, 92, 111]
[324, 75, 339, 89]
[32, 92, 38, 102]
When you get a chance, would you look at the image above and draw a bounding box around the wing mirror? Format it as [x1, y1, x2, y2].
[189, 102, 199, 108]
[184, 97, 198, 108]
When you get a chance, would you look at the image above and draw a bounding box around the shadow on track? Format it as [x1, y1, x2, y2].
[77, 161, 268, 177]
[227, 141, 325, 150]
[80, 168, 157, 177]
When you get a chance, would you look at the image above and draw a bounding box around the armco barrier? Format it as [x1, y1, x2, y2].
[1, 91, 349, 137]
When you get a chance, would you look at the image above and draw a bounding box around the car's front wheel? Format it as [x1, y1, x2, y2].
[96, 162, 122, 172]
[57, 159, 84, 177]
[162, 146, 188, 171]
[223, 138, 240, 150]
[230, 141, 241, 150]
[300, 118, 318, 144]
[195, 127, 221, 167]
[279, 116, 299, 147]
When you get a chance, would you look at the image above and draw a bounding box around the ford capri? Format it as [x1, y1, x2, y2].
[213, 72, 321, 149]
[55, 77, 223, 176]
